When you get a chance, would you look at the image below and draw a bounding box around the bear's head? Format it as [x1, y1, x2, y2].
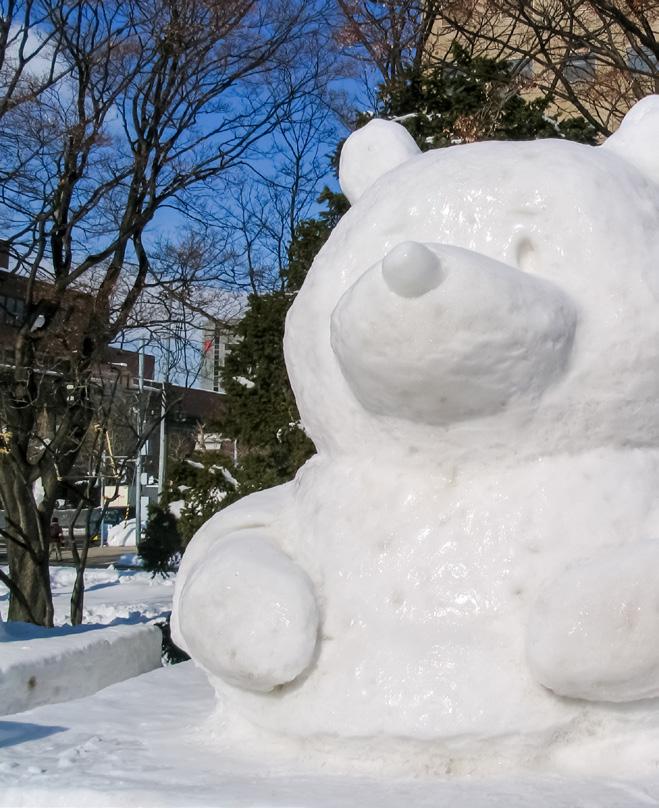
[285, 97, 659, 462]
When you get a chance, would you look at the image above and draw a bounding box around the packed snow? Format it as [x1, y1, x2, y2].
[106, 518, 144, 547]
[173, 96, 659, 769]
[177, 532, 318, 691]
[4, 662, 659, 807]
[0, 621, 161, 715]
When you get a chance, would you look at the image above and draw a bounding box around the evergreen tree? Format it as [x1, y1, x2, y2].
[139, 504, 182, 578]
[328, 46, 597, 177]
[162, 451, 240, 548]
[371, 46, 598, 148]
[221, 190, 348, 496]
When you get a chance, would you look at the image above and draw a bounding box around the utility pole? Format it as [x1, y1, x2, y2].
[99, 444, 106, 546]
[157, 381, 167, 498]
[157, 337, 170, 498]
[134, 347, 144, 546]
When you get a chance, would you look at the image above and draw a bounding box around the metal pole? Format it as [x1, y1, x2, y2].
[157, 336, 170, 499]
[99, 446, 106, 546]
[134, 347, 144, 546]
[157, 381, 166, 498]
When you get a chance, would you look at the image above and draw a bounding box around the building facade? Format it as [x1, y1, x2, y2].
[430, 2, 659, 133]
[199, 317, 240, 394]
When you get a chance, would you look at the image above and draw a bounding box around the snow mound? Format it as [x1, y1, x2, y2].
[107, 518, 142, 547]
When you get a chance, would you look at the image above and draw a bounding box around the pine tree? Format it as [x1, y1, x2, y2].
[139, 504, 182, 579]
[221, 190, 348, 496]
[372, 46, 598, 148]
[162, 451, 240, 547]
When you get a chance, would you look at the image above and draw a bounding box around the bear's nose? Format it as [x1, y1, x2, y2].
[381, 241, 443, 298]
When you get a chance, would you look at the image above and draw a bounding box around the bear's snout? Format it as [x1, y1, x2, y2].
[330, 242, 577, 426]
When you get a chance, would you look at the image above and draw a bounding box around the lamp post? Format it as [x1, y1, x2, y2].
[134, 347, 144, 546]
[101, 362, 127, 546]
[157, 382, 166, 498]
[157, 336, 170, 498]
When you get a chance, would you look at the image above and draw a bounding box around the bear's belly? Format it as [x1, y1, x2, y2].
[216, 448, 659, 744]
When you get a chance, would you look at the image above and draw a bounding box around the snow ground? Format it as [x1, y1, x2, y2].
[0, 563, 174, 627]
[2, 661, 659, 808]
[2, 563, 659, 805]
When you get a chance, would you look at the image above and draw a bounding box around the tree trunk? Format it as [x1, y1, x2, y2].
[70, 530, 89, 626]
[1, 480, 54, 627]
[6, 540, 53, 626]
[70, 566, 84, 626]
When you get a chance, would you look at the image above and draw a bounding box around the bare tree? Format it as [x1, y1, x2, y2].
[0, 0, 333, 626]
[335, 0, 444, 88]
[186, 76, 340, 296]
[427, 1, 659, 137]
[117, 229, 245, 387]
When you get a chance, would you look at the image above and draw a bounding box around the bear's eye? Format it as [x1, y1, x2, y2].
[515, 237, 538, 274]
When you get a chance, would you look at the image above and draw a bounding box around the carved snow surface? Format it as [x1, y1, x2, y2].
[177, 531, 319, 692]
[173, 97, 659, 771]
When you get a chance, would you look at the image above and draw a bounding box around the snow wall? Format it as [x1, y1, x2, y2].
[0, 623, 162, 715]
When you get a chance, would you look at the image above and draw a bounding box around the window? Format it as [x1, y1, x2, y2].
[564, 53, 597, 84]
[510, 57, 534, 81]
[627, 46, 659, 76]
[0, 294, 25, 326]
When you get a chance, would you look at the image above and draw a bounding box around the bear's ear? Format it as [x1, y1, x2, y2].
[339, 119, 421, 204]
[601, 95, 659, 185]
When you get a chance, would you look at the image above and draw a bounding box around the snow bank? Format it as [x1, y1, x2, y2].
[106, 518, 141, 547]
[0, 621, 162, 715]
[115, 552, 144, 568]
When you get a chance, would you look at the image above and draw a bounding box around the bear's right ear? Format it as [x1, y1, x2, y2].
[339, 119, 421, 205]
[601, 95, 659, 185]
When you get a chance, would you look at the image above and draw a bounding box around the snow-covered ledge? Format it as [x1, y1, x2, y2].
[0, 621, 162, 715]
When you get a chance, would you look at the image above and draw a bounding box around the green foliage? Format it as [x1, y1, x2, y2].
[159, 189, 345, 543]
[221, 290, 313, 494]
[220, 189, 348, 496]
[378, 47, 597, 147]
[163, 451, 240, 547]
[156, 614, 190, 665]
[139, 503, 182, 578]
[284, 188, 349, 290]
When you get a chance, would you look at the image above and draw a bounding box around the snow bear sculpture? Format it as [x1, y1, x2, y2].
[172, 97, 659, 767]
